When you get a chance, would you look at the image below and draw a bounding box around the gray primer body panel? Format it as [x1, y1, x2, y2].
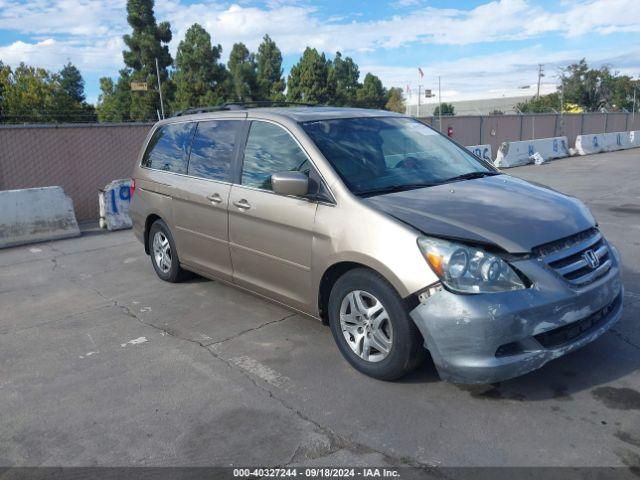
[410, 248, 623, 384]
[364, 175, 596, 253]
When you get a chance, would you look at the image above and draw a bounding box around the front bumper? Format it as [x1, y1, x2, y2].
[410, 247, 623, 384]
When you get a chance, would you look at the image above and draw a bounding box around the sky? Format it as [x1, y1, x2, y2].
[0, 0, 638, 108]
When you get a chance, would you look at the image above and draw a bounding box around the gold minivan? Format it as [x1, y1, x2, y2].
[131, 105, 623, 383]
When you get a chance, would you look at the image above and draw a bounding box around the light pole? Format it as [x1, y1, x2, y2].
[633, 81, 637, 126]
[536, 64, 545, 99]
[155, 57, 165, 120]
[438, 76, 442, 132]
[556, 66, 567, 136]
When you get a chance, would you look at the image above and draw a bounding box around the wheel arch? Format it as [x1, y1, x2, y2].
[317, 258, 415, 325]
[144, 213, 162, 255]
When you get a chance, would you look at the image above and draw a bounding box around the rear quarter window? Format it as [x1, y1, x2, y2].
[142, 122, 194, 174]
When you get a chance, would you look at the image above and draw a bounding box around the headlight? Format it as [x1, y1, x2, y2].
[417, 237, 526, 293]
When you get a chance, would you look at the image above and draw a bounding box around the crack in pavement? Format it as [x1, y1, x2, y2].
[206, 313, 298, 346]
[610, 328, 640, 351]
[93, 283, 445, 472]
[205, 344, 448, 476]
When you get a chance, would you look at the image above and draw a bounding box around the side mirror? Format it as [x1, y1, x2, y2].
[271, 171, 309, 197]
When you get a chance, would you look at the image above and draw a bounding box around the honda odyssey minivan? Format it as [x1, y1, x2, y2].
[130, 105, 623, 383]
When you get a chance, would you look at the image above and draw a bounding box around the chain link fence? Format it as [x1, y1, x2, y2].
[417, 112, 640, 154]
[0, 123, 152, 222]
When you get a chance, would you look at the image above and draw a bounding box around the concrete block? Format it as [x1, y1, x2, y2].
[0, 186, 80, 249]
[466, 144, 493, 162]
[99, 179, 133, 231]
[495, 136, 569, 168]
[575, 131, 640, 155]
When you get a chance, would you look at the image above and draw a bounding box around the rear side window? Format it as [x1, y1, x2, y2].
[241, 121, 310, 191]
[141, 122, 194, 174]
[188, 120, 242, 182]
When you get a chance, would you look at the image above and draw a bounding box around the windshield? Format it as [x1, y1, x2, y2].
[301, 117, 497, 196]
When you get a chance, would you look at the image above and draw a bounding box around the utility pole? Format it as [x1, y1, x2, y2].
[633, 85, 637, 125]
[559, 82, 564, 136]
[438, 75, 442, 132]
[155, 57, 165, 120]
[417, 85, 421, 117]
[536, 64, 545, 99]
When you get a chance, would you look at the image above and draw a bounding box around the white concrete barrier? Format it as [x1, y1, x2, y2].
[0, 186, 80, 248]
[466, 144, 493, 162]
[99, 179, 133, 231]
[574, 133, 605, 155]
[603, 132, 632, 151]
[574, 130, 640, 155]
[494, 136, 569, 168]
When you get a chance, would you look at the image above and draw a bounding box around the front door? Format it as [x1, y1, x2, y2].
[172, 119, 245, 282]
[229, 120, 318, 310]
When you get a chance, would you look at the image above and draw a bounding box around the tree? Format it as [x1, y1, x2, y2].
[172, 23, 227, 110]
[516, 92, 561, 113]
[122, 0, 173, 120]
[332, 51, 360, 106]
[433, 102, 455, 116]
[560, 59, 639, 111]
[97, 72, 132, 122]
[256, 35, 285, 101]
[385, 87, 405, 113]
[52, 62, 95, 122]
[0, 62, 8, 119]
[0, 63, 53, 122]
[356, 73, 386, 109]
[59, 62, 85, 103]
[0, 62, 94, 123]
[287, 47, 335, 104]
[227, 42, 259, 102]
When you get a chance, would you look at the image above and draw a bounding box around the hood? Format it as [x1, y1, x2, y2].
[363, 175, 595, 253]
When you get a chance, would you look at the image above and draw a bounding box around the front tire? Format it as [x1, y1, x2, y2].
[328, 268, 426, 381]
[148, 219, 189, 283]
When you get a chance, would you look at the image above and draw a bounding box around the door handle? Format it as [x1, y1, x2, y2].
[207, 193, 222, 204]
[232, 199, 251, 210]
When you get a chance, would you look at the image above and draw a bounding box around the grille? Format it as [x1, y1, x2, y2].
[535, 296, 619, 348]
[536, 229, 612, 286]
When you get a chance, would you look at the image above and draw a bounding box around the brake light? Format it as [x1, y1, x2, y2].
[130, 178, 136, 198]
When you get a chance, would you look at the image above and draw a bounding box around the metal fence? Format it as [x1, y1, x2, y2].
[420, 112, 640, 154]
[0, 123, 152, 221]
[1, 112, 639, 222]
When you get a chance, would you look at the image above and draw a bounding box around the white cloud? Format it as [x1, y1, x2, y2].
[365, 44, 640, 106]
[0, 0, 127, 36]
[0, 36, 125, 73]
[0, 0, 638, 102]
[1, 0, 638, 56]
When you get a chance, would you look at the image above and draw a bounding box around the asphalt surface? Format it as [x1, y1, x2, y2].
[1, 148, 639, 472]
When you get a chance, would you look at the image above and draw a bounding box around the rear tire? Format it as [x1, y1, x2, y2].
[148, 219, 190, 283]
[328, 268, 426, 381]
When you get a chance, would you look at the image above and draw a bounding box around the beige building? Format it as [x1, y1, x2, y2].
[406, 95, 534, 116]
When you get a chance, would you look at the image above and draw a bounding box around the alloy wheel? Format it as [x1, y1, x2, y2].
[339, 290, 393, 362]
[152, 231, 172, 273]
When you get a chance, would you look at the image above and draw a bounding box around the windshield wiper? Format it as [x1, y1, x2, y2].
[357, 183, 437, 197]
[442, 171, 501, 183]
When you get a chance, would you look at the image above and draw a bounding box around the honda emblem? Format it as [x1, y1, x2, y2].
[582, 250, 600, 269]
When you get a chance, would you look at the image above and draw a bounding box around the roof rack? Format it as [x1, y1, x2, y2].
[173, 101, 316, 117]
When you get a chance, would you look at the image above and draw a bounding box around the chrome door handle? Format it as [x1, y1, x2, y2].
[207, 193, 222, 204]
[232, 199, 251, 210]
